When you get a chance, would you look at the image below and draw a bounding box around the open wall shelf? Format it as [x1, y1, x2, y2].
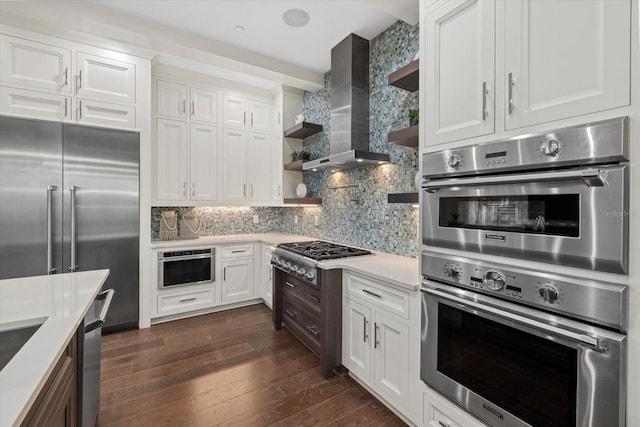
[284, 122, 323, 139]
[388, 59, 419, 92]
[283, 197, 323, 205]
[387, 193, 419, 204]
[388, 125, 419, 147]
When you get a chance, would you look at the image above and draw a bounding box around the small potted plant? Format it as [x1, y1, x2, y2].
[299, 150, 311, 161]
[409, 109, 419, 126]
[290, 151, 299, 162]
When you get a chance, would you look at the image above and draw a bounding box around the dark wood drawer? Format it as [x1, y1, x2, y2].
[282, 297, 320, 354]
[282, 274, 321, 315]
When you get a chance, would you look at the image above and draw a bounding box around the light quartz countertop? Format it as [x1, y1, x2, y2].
[150, 233, 419, 291]
[0, 269, 109, 427]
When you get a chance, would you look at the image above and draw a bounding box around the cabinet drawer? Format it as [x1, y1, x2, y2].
[282, 297, 320, 354]
[346, 273, 409, 319]
[430, 407, 463, 427]
[157, 287, 215, 315]
[77, 98, 135, 128]
[282, 275, 321, 315]
[1, 85, 71, 121]
[221, 244, 254, 259]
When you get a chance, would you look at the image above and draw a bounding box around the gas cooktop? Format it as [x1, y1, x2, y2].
[278, 241, 372, 261]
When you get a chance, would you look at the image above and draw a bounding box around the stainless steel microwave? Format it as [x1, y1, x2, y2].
[158, 248, 215, 289]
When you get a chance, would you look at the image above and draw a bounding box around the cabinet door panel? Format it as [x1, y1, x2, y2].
[157, 80, 187, 119]
[222, 94, 247, 127]
[247, 132, 270, 202]
[249, 99, 270, 131]
[77, 98, 135, 129]
[0, 86, 70, 121]
[344, 299, 372, 383]
[221, 258, 254, 302]
[221, 128, 247, 201]
[77, 52, 135, 104]
[0, 35, 72, 94]
[425, 0, 495, 146]
[190, 123, 218, 201]
[505, 0, 631, 130]
[156, 119, 187, 200]
[373, 311, 409, 410]
[190, 87, 217, 123]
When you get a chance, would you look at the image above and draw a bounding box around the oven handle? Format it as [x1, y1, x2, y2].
[423, 168, 605, 192]
[158, 253, 213, 262]
[423, 286, 607, 351]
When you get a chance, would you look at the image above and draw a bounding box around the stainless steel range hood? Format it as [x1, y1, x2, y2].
[303, 34, 389, 172]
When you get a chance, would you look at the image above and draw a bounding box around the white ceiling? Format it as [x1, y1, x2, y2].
[90, 0, 418, 74]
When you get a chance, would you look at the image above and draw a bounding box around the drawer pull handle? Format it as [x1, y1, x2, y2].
[306, 293, 319, 302]
[438, 422, 450, 427]
[231, 250, 246, 253]
[285, 282, 296, 288]
[362, 289, 382, 298]
[307, 325, 320, 336]
[363, 317, 368, 342]
[285, 309, 295, 318]
[179, 297, 197, 303]
[374, 322, 380, 349]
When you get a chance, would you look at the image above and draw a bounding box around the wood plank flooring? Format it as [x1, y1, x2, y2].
[98, 304, 408, 426]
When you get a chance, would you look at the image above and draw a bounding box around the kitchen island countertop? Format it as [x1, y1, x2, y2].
[0, 269, 109, 427]
[150, 233, 419, 291]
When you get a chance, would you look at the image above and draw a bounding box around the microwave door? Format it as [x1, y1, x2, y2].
[421, 164, 628, 273]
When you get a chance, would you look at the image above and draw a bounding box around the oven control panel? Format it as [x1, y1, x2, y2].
[421, 251, 629, 330]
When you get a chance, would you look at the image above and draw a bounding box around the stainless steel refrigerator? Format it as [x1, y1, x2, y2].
[0, 116, 139, 331]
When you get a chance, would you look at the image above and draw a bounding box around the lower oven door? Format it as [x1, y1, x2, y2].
[421, 164, 628, 273]
[420, 281, 626, 427]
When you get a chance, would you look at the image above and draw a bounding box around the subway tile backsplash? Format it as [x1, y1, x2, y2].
[151, 21, 419, 258]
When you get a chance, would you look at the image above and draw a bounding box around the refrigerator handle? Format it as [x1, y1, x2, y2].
[85, 289, 115, 333]
[69, 186, 78, 272]
[47, 185, 57, 274]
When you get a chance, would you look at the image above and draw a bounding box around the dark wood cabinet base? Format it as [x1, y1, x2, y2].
[273, 267, 342, 379]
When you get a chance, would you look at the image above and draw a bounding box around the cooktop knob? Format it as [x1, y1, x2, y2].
[483, 270, 505, 291]
[305, 271, 315, 281]
[297, 267, 306, 276]
[540, 139, 560, 156]
[447, 154, 461, 168]
[539, 284, 559, 303]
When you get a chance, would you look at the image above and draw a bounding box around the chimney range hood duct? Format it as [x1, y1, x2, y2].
[303, 34, 389, 172]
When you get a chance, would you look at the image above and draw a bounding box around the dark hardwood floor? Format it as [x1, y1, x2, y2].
[98, 304, 408, 426]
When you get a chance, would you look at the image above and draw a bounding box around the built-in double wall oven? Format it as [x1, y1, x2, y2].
[158, 247, 215, 289]
[420, 117, 630, 427]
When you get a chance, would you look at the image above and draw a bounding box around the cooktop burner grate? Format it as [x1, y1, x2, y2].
[278, 241, 372, 261]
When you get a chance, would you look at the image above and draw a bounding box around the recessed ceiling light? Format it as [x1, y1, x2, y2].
[235, 25, 245, 33]
[282, 9, 310, 28]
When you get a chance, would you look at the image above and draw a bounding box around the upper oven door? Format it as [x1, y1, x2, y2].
[420, 281, 626, 427]
[422, 164, 628, 273]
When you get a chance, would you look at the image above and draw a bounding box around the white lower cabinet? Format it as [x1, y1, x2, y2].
[261, 244, 274, 307]
[343, 272, 411, 414]
[220, 244, 255, 303]
[424, 389, 488, 427]
[157, 287, 215, 316]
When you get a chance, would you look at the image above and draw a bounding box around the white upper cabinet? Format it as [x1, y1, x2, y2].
[76, 52, 136, 104]
[423, 0, 632, 147]
[189, 123, 218, 201]
[249, 99, 270, 132]
[504, 0, 631, 130]
[222, 94, 247, 127]
[1, 35, 72, 94]
[425, 0, 495, 146]
[247, 132, 271, 202]
[190, 87, 217, 123]
[0, 27, 147, 129]
[157, 80, 187, 119]
[221, 128, 247, 202]
[156, 118, 188, 201]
